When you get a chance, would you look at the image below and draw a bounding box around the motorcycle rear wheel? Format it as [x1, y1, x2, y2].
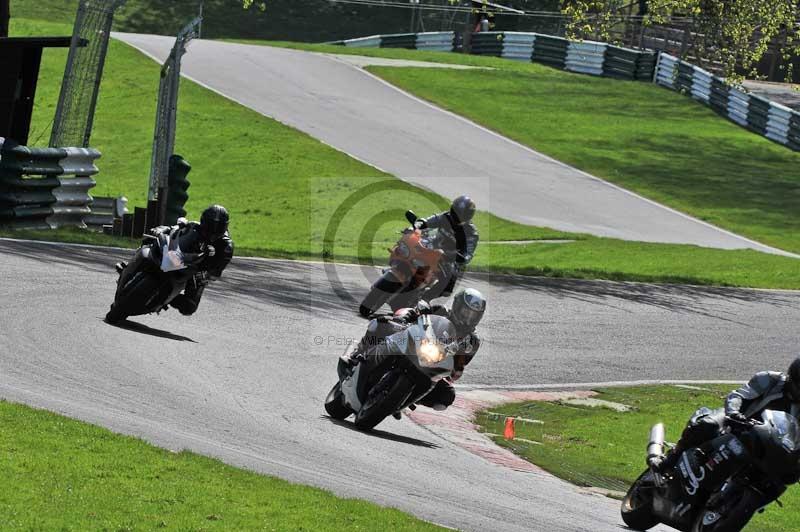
[324, 382, 351, 420]
[105, 271, 161, 324]
[354, 372, 412, 430]
[621, 469, 660, 531]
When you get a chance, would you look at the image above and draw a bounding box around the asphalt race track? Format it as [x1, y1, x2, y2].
[113, 33, 792, 255]
[2, 239, 800, 531]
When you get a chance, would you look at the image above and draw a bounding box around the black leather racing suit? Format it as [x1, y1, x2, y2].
[418, 212, 479, 297]
[662, 372, 800, 470]
[353, 304, 480, 409]
[151, 222, 234, 315]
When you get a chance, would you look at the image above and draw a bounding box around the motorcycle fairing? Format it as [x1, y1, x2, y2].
[341, 364, 364, 412]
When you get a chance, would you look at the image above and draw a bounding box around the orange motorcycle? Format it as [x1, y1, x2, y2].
[359, 211, 454, 317]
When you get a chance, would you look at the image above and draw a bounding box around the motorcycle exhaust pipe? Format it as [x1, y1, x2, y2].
[646, 423, 665, 467]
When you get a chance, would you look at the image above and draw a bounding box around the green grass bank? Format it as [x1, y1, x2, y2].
[6, 18, 800, 290]
[0, 400, 442, 531]
[476, 385, 799, 532]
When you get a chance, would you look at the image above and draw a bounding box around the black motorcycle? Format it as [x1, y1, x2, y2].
[621, 410, 800, 532]
[106, 226, 208, 324]
[324, 313, 458, 430]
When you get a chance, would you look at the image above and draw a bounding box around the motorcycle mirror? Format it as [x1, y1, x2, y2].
[405, 210, 418, 224]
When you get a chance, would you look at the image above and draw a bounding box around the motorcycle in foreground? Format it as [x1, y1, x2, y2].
[324, 313, 458, 430]
[106, 225, 208, 324]
[621, 410, 800, 531]
[359, 211, 454, 317]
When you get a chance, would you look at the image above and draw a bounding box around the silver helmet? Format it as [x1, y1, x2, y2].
[451, 288, 486, 331]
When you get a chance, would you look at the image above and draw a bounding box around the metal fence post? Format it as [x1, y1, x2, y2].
[147, 15, 202, 226]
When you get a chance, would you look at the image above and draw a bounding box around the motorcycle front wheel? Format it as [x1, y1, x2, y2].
[354, 372, 413, 430]
[324, 382, 351, 420]
[621, 469, 660, 531]
[106, 271, 162, 324]
[691, 488, 760, 532]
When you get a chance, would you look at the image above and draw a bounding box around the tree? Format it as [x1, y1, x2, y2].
[562, 0, 800, 83]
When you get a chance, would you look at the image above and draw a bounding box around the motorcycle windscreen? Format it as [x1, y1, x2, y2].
[160, 240, 188, 272]
[763, 410, 800, 452]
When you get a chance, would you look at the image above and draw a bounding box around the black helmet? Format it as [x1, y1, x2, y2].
[451, 288, 486, 332]
[450, 195, 476, 225]
[200, 204, 229, 242]
[786, 357, 800, 401]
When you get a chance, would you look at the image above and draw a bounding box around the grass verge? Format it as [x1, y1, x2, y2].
[0, 401, 441, 531]
[7, 19, 800, 290]
[476, 385, 798, 532]
[257, 41, 800, 255]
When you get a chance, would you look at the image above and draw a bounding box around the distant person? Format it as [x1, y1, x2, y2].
[414, 195, 479, 298]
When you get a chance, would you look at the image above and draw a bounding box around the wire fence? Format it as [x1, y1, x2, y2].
[50, 0, 127, 148]
[148, 15, 202, 203]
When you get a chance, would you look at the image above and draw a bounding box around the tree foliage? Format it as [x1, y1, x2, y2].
[562, 0, 800, 82]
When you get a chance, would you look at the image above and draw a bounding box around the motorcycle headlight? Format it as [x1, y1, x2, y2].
[417, 338, 446, 367]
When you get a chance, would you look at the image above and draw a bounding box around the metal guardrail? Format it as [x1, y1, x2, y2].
[339, 32, 455, 52]
[0, 138, 102, 229]
[500, 32, 536, 62]
[85, 195, 128, 229]
[655, 53, 800, 152]
[415, 32, 455, 52]
[335, 31, 657, 82]
[566, 41, 605, 76]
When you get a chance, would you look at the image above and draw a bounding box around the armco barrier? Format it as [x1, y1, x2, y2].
[765, 103, 793, 145]
[470, 32, 504, 57]
[655, 54, 800, 151]
[341, 32, 455, 53]
[85, 195, 128, 230]
[380, 33, 417, 49]
[604, 46, 640, 79]
[343, 35, 382, 48]
[335, 32, 656, 81]
[726, 87, 750, 127]
[532, 34, 568, 68]
[501, 32, 535, 61]
[0, 138, 102, 229]
[415, 32, 455, 52]
[747, 95, 770, 136]
[789, 114, 800, 150]
[565, 41, 605, 75]
[690, 67, 712, 103]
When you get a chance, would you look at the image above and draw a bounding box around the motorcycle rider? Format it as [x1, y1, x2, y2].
[347, 288, 486, 412]
[414, 195, 479, 297]
[115, 205, 234, 316]
[652, 357, 800, 474]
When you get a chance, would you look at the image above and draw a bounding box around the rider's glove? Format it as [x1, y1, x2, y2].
[725, 412, 751, 432]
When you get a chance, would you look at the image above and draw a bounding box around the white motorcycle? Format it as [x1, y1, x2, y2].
[324, 313, 458, 430]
